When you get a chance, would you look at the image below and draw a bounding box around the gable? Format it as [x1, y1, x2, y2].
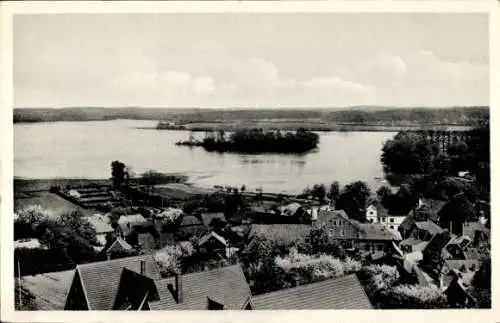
[64, 270, 89, 310]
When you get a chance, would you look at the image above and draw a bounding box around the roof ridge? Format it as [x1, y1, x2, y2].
[154, 263, 243, 282]
[77, 254, 152, 268]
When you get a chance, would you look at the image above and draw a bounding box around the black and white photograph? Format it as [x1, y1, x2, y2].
[1, 1, 497, 320]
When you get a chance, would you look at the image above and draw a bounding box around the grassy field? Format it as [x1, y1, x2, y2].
[14, 191, 93, 217]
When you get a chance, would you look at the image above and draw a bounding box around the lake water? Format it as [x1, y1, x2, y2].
[14, 120, 396, 194]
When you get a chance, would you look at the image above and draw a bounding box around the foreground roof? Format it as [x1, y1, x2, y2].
[149, 264, 252, 310]
[252, 274, 372, 310]
[75, 254, 161, 310]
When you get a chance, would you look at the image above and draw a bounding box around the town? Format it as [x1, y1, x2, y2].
[14, 124, 490, 310]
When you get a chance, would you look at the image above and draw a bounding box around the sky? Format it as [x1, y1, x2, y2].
[14, 13, 489, 108]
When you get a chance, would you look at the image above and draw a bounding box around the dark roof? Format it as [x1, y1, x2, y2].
[399, 215, 416, 233]
[74, 254, 161, 310]
[414, 221, 444, 236]
[180, 215, 203, 227]
[148, 264, 252, 310]
[201, 212, 226, 227]
[252, 274, 372, 309]
[421, 198, 447, 214]
[315, 209, 353, 228]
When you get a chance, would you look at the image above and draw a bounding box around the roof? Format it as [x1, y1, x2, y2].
[117, 214, 147, 225]
[105, 237, 133, 253]
[199, 231, 227, 247]
[20, 269, 75, 310]
[399, 215, 416, 233]
[180, 215, 203, 227]
[414, 221, 444, 236]
[279, 202, 302, 216]
[248, 224, 312, 245]
[148, 264, 252, 310]
[74, 254, 161, 310]
[200, 212, 226, 227]
[444, 259, 480, 272]
[462, 221, 490, 240]
[400, 238, 429, 252]
[138, 232, 175, 251]
[356, 223, 402, 241]
[315, 209, 352, 227]
[252, 274, 372, 309]
[85, 214, 113, 234]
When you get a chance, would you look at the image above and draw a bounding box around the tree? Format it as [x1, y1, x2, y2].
[58, 210, 98, 246]
[328, 181, 340, 202]
[381, 132, 437, 175]
[336, 181, 372, 221]
[376, 186, 391, 201]
[111, 160, 127, 187]
[471, 259, 491, 308]
[311, 184, 327, 201]
[297, 227, 346, 259]
[438, 194, 477, 235]
[14, 205, 51, 239]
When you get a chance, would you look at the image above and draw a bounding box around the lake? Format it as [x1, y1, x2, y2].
[14, 120, 396, 194]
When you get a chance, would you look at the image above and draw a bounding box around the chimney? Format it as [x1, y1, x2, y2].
[175, 273, 183, 303]
[140, 260, 146, 276]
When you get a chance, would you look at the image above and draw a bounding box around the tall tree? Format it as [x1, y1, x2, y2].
[336, 181, 372, 222]
[111, 160, 127, 187]
[328, 181, 340, 202]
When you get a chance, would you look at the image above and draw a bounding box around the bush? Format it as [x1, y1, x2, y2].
[360, 264, 400, 296]
[275, 248, 362, 284]
[383, 284, 449, 309]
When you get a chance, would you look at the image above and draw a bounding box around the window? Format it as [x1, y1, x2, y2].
[389, 218, 394, 223]
[390, 226, 394, 230]
[381, 217, 386, 222]
[377, 244, 384, 251]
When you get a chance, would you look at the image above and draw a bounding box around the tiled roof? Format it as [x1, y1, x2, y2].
[248, 224, 312, 245]
[252, 274, 372, 309]
[148, 264, 252, 310]
[201, 212, 226, 227]
[356, 223, 402, 241]
[421, 198, 447, 214]
[415, 221, 444, 236]
[75, 254, 161, 310]
[85, 214, 114, 234]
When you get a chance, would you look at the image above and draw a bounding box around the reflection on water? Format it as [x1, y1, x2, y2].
[14, 120, 396, 194]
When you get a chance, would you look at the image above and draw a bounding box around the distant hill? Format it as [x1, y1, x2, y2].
[13, 106, 489, 126]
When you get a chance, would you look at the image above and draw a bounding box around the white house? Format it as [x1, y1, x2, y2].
[365, 202, 407, 232]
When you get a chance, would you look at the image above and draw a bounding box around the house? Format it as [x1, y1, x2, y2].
[400, 221, 444, 253]
[146, 264, 253, 310]
[365, 200, 407, 231]
[116, 214, 148, 238]
[85, 214, 114, 246]
[462, 221, 490, 249]
[315, 210, 401, 252]
[198, 231, 228, 258]
[399, 198, 447, 239]
[278, 202, 303, 217]
[64, 255, 162, 310]
[104, 237, 134, 257]
[176, 215, 206, 240]
[252, 274, 372, 309]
